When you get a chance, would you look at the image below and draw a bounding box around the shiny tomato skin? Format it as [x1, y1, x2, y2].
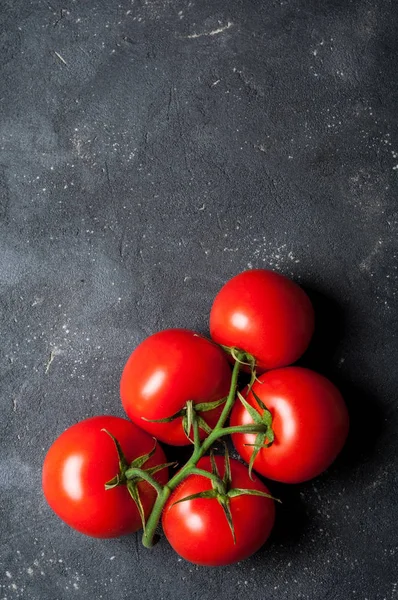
[42, 416, 168, 538]
[120, 329, 231, 446]
[210, 269, 315, 371]
[162, 456, 275, 566]
[231, 367, 349, 483]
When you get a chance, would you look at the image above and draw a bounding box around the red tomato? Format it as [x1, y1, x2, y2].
[162, 456, 275, 566]
[231, 367, 349, 483]
[120, 329, 231, 446]
[210, 269, 315, 371]
[42, 416, 168, 538]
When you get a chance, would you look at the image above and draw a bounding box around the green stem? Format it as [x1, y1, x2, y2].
[143, 351, 260, 547]
[189, 467, 224, 486]
[217, 357, 242, 429]
[124, 468, 164, 495]
[141, 356, 243, 548]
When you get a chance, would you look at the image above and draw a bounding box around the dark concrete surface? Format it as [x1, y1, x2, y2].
[1, 0, 397, 598]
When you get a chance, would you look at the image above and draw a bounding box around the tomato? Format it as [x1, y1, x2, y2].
[42, 416, 169, 538]
[209, 269, 315, 371]
[120, 329, 231, 446]
[162, 456, 275, 566]
[230, 367, 349, 483]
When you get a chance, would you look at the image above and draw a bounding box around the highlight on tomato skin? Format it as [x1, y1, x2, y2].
[161, 456, 275, 567]
[209, 269, 315, 372]
[42, 416, 169, 538]
[120, 328, 232, 446]
[231, 367, 350, 484]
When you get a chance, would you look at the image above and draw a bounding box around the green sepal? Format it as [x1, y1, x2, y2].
[104, 474, 123, 490]
[129, 441, 157, 469]
[207, 448, 236, 542]
[171, 489, 218, 505]
[182, 417, 194, 443]
[244, 441, 274, 449]
[228, 488, 281, 503]
[186, 400, 194, 441]
[251, 389, 274, 446]
[247, 432, 267, 479]
[142, 462, 177, 477]
[195, 396, 228, 412]
[197, 415, 212, 434]
[230, 347, 252, 366]
[181, 400, 195, 443]
[101, 428, 129, 470]
[127, 479, 147, 532]
[236, 391, 275, 478]
[221, 442, 232, 488]
[219, 496, 236, 543]
[141, 408, 184, 424]
[246, 354, 258, 393]
[209, 449, 221, 479]
[208, 450, 226, 495]
[102, 428, 129, 488]
[252, 390, 273, 423]
[142, 396, 227, 426]
[237, 391, 263, 424]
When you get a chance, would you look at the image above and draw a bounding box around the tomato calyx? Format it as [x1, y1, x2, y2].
[220, 345, 255, 368]
[172, 448, 278, 544]
[220, 344, 260, 391]
[102, 429, 174, 531]
[236, 390, 275, 478]
[142, 397, 228, 443]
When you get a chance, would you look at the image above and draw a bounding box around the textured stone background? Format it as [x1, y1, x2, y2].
[1, 0, 397, 598]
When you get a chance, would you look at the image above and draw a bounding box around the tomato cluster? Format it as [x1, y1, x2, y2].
[42, 269, 349, 567]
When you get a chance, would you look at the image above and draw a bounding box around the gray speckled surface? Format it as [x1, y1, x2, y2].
[1, 0, 397, 598]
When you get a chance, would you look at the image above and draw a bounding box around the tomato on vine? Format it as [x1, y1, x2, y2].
[162, 455, 276, 566]
[120, 329, 232, 445]
[210, 269, 315, 371]
[42, 267, 353, 566]
[42, 416, 169, 537]
[230, 367, 349, 483]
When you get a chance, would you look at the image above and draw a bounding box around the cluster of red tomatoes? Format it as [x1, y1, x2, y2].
[42, 270, 349, 567]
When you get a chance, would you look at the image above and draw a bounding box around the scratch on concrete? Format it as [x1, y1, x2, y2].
[54, 51, 68, 66]
[45, 348, 60, 374]
[184, 22, 233, 39]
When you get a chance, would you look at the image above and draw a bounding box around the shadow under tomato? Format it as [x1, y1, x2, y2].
[162, 442, 198, 470]
[324, 377, 384, 477]
[296, 287, 384, 474]
[297, 287, 346, 374]
[256, 480, 309, 551]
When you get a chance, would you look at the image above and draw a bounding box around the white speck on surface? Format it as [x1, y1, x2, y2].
[359, 239, 383, 273]
[184, 21, 233, 39]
